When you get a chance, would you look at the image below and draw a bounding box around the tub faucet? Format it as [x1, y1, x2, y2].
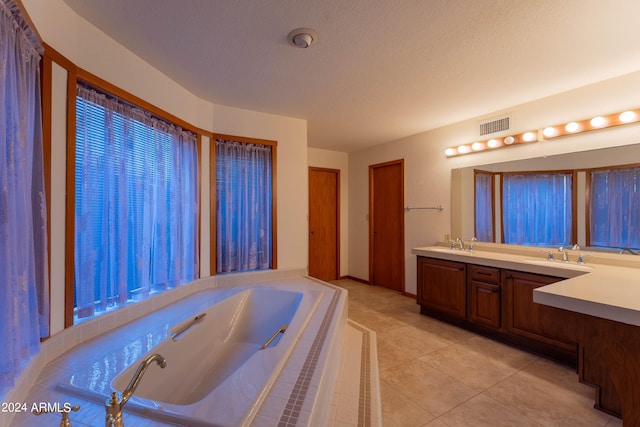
[105, 354, 166, 427]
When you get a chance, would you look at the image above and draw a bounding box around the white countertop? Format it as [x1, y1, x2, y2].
[412, 245, 640, 327]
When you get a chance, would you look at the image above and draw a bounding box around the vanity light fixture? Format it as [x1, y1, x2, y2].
[444, 131, 538, 157]
[445, 107, 640, 157]
[541, 108, 640, 140]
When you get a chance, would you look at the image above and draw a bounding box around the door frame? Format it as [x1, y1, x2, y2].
[369, 159, 405, 292]
[308, 166, 340, 280]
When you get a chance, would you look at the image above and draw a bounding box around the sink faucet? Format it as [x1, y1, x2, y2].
[558, 246, 569, 263]
[454, 237, 464, 250]
[467, 237, 478, 252]
[105, 354, 166, 427]
[619, 248, 638, 255]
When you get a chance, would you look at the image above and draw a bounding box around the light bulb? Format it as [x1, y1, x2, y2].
[471, 142, 483, 151]
[590, 116, 606, 128]
[504, 136, 515, 145]
[619, 111, 637, 123]
[487, 139, 499, 148]
[543, 127, 558, 137]
[565, 122, 580, 133]
[522, 132, 536, 142]
[457, 145, 470, 154]
[445, 147, 456, 156]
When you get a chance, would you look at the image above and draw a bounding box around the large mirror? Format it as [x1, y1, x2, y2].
[451, 143, 640, 248]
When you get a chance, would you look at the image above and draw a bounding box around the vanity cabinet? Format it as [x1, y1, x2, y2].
[417, 256, 466, 319]
[416, 256, 577, 365]
[467, 265, 501, 328]
[503, 270, 578, 362]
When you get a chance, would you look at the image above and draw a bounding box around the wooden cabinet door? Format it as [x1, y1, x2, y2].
[503, 270, 576, 349]
[417, 257, 466, 318]
[469, 281, 501, 328]
[468, 265, 501, 328]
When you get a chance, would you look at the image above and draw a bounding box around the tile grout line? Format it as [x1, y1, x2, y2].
[278, 284, 341, 426]
[349, 321, 372, 427]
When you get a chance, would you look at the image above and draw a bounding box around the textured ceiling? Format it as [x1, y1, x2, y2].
[62, 0, 640, 152]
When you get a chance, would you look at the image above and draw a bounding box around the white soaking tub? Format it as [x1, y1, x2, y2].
[57, 277, 345, 427]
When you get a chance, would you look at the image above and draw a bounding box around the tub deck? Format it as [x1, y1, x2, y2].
[8, 275, 347, 427]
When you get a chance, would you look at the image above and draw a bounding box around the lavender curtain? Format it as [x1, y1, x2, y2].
[474, 171, 493, 242]
[502, 172, 573, 246]
[0, 0, 49, 396]
[216, 139, 272, 273]
[590, 166, 640, 249]
[74, 86, 198, 319]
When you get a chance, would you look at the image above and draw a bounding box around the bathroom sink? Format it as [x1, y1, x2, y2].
[523, 259, 593, 271]
[425, 247, 475, 256]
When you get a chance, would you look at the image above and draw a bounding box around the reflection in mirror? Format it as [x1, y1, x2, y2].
[451, 144, 640, 249]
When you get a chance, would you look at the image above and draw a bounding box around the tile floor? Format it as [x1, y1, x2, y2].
[332, 279, 623, 427]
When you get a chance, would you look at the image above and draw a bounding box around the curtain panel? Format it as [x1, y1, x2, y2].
[502, 173, 573, 246]
[590, 166, 640, 250]
[216, 139, 272, 273]
[474, 171, 493, 242]
[0, 0, 49, 396]
[74, 86, 199, 319]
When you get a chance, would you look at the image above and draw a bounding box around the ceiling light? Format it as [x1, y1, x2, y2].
[590, 116, 606, 127]
[619, 111, 637, 123]
[287, 28, 318, 48]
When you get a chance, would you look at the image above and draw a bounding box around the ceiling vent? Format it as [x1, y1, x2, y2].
[479, 115, 510, 136]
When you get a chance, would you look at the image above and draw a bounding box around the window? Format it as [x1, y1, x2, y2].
[474, 170, 494, 242]
[589, 165, 640, 250]
[502, 172, 574, 246]
[74, 85, 198, 321]
[215, 137, 275, 273]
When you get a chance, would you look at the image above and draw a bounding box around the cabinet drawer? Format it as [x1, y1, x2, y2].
[469, 265, 500, 284]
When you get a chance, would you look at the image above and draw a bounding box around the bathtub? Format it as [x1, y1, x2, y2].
[57, 277, 342, 427]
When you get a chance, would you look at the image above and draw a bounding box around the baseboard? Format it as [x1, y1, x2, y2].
[340, 275, 370, 285]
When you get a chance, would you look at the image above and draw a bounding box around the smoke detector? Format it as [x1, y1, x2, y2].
[287, 28, 318, 48]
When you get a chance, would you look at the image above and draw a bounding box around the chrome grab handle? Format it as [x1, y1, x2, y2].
[171, 313, 206, 341]
[261, 324, 288, 349]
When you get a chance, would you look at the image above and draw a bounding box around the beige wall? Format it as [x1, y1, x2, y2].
[349, 71, 640, 294]
[23, 0, 309, 334]
[307, 148, 349, 277]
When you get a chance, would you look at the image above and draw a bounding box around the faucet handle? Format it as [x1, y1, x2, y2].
[577, 253, 591, 265]
[33, 404, 80, 427]
[542, 250, 554, 261]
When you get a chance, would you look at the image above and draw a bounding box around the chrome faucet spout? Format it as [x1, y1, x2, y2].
[121, 354, 166, 405]
[558, 246, 569, 262]
[105, 354, 166, 427]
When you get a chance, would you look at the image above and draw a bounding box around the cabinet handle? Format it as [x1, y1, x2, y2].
[491, 288, 499, 293]
[506, 274, 513, 279]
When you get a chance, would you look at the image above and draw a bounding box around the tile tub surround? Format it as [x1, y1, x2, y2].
[4, 271, 352, 427]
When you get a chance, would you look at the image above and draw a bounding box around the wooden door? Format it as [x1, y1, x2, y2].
[369, 160, 404, 292]
[308, 167, 340, 281]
